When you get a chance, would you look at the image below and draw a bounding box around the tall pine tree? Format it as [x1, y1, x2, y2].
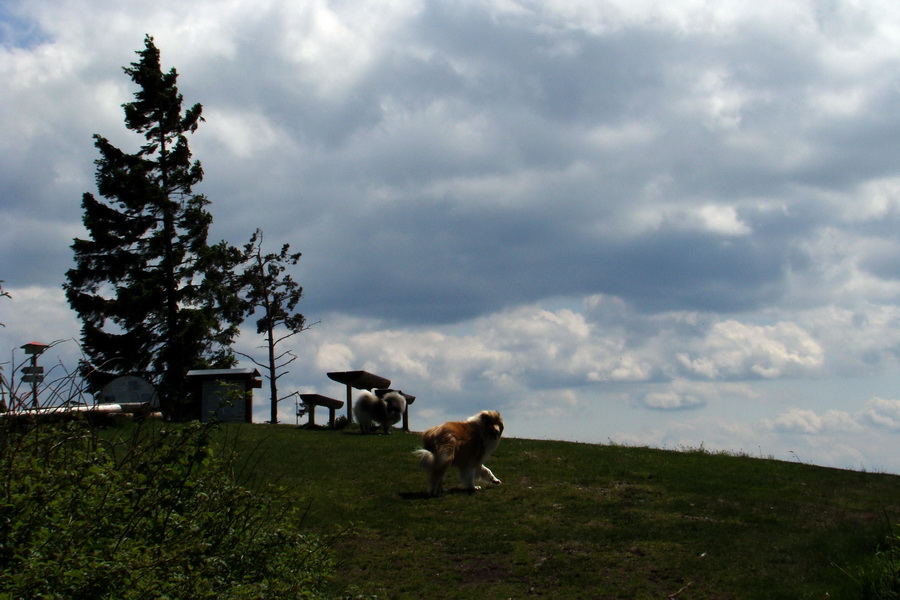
[65, 35, 243, 419]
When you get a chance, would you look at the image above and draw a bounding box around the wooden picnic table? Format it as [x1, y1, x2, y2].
[327, 371, 391, 423]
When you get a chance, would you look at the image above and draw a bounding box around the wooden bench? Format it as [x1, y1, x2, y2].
[298, 394, 344, 427]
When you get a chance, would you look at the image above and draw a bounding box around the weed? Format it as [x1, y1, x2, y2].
[855, 524, 900, 599]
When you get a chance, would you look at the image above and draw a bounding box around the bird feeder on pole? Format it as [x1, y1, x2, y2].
[20, 342, 48, 409]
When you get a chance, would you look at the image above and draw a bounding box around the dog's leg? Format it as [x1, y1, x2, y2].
[361, 416, 376, 434]
[479, 465, 501, 485]
[429, 462, 449, 496]
[460, 466, 481, 491]
[429, 450, 454, 496]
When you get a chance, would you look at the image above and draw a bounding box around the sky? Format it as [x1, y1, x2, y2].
[3, 0, 900, 473]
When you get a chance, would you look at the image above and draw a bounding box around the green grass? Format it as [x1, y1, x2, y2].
[216, 423, 900, 599]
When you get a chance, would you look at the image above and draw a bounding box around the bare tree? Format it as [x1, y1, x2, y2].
[237, 229, 312, 423]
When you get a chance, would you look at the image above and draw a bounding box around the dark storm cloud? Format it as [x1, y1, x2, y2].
[8, 0, 896, 332]
[297, 190, 797, 324]
[177, 3, 900, 329]
[0, 2, 897, 336]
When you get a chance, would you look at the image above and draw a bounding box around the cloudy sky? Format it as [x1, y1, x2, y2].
[4, 0, 900, 473]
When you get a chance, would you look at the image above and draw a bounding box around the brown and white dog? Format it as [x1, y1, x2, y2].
[414, 410, 504, 496]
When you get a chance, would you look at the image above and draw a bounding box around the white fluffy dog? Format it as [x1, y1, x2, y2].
[354, 389, 408, 434]
[414, 410, 504, 496]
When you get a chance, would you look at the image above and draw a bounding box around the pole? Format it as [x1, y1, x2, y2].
[345, 384, 353, 423]
[30, 354, 38, 409]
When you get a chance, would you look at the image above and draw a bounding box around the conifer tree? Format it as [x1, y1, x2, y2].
[65, 36, 243, 419]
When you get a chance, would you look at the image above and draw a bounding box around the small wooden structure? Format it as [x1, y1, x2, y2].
[186, 368, 262, 423]
[298, 393, 344, 427]
[327, 371, 391, 423]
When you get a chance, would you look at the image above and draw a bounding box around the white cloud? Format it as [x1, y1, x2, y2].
[678, 321, 824, 379]
[858, 397, 900, 430]
[638, 380, 757, 411]
[642, 389, 703, 411]
[202, 109, 291, 159]
[766, 407, 861, 435]
[314, 342, 354, 373]
[273, 0, 423, 97]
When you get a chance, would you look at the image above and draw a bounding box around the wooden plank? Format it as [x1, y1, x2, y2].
[326, 371, 391, 390]
[299, 393, 344, 410]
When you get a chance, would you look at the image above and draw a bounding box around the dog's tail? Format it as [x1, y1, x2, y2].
[413, 448, 436, 471]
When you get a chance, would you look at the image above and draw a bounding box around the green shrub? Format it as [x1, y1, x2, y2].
[0, 418, 336, 599]
[858, 528, 900, 600]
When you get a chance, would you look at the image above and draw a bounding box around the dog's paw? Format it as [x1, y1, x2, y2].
[491, 478, 501, 485]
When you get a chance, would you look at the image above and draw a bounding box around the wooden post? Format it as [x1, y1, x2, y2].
[398, 392, 416, 432]
[29, 354, 38, 409]
[345, 384, 353, 422]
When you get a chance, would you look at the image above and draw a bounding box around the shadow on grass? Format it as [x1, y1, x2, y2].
[398, 488, 486, 501]
[339, 428, 404, 436]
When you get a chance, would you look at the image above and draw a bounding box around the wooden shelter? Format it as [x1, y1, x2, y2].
[186, 368, 262, 423]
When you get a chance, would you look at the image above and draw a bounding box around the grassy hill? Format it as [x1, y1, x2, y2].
[222, 423, 900, 599]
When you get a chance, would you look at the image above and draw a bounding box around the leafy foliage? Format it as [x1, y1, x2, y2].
[64, 35, 244, 417]
[0, 419, 335, 599]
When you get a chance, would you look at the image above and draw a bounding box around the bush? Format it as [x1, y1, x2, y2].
[858, 528, 900, 600]
[0, 418, 336, 599]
